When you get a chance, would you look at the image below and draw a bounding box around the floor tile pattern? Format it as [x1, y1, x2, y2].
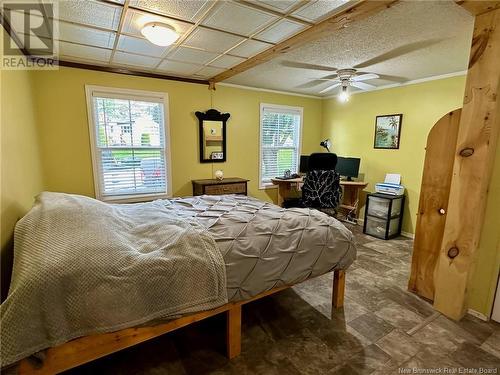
[65, 224, 500, 374]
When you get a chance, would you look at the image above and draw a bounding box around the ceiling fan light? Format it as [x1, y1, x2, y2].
[338, 86, 350, 103]
[141, 22, 179, 46]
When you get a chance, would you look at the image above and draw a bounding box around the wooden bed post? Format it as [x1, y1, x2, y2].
[226, 305, 241, 359]
[333, 270, 345, 309]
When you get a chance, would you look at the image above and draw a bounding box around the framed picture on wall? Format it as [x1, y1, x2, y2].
[374, 114, 403, 149]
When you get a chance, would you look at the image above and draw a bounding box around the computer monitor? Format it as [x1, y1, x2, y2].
[299, 155, 309, 174]
[336, 157, 360, 181]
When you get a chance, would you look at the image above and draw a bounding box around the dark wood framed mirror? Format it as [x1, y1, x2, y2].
[195, 109, 230, 163]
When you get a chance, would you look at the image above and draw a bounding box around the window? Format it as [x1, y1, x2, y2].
[259, 103, 303, 188]
[85, 86, 171, 202]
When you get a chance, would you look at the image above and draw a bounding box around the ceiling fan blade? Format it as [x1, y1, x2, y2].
[281, 61, 338, 72]
[353, 73, 379, 81]
[353, 38, 446, 69]
[296, 80, 331, 89]
[376, 74, 408, 83]
[351, 81, 376, 90]
[353, 73, 379, 82]
[319, 82, 341, 94]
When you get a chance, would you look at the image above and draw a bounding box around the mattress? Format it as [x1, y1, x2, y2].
[162, 194, 356, 301]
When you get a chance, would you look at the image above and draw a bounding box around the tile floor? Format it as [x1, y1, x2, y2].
[66, 224, 500, 374]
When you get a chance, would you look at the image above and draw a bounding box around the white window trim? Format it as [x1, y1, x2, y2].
[259, 103, 303, 190]
[85, 85, 172, 203]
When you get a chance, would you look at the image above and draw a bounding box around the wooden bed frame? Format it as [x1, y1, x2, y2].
[17, 269, 345, 374]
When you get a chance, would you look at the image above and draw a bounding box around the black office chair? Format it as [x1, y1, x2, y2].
[283, 153, 342, 213]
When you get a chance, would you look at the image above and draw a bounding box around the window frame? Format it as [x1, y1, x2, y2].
[259, 103, 303, 189]
[85, 85, 172, 203]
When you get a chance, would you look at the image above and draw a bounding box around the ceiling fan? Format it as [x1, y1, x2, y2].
[315, 68, 380, 99]
[282, 38, 447, 100]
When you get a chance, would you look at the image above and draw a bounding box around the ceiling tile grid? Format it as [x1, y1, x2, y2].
[201, 1, 278, 36]
[256, 19, 305, 43]
[112, 51, 162, 68]
[157, 60, 204, 75]
[292, 0, 351, 22]
[58, 0, 122, 30]
[16, 0, 326, 78]
[8, 0, 474, 94]
[129, 0, 214, 22]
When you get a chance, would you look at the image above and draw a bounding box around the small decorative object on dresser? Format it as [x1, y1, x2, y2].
[192, 178, 248, 196]
[214, 170, 224, 180]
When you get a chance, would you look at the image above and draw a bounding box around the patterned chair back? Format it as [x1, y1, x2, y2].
[302, 169, 342, 209]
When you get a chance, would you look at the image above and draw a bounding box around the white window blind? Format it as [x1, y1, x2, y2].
[86, 86, 170, 202]
[259, 103, 302, 188]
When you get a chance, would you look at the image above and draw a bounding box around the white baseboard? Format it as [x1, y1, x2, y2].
[401, 231, 415, 239]
[467, 309, 489, 321]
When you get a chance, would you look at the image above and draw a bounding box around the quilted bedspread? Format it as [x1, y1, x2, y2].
[162, 194, 356, 301]
[1, 192, 227, 367]
[1, 193, 355, 367]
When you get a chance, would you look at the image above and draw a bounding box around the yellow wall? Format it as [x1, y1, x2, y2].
[0, 68, 45, 299]
[30, 67, 322, 203]
[467, 114, 500, 317]
[321, 75, 467, 234]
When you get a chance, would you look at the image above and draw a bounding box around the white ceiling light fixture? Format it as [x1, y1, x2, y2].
[338, 85, 350, 103]
[316, 68, 380, 101]
[141, 22, 179, 46]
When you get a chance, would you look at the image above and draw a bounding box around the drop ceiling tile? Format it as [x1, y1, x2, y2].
[293, 0, 350, 22]
[228, 39, 271, 58]
[210, 54, 246, 69]
[116, 35, 171, 57]
[122, 8, 193, 39]
[194, 66, 226, 78]
[256, 19, 306, 43]
[157, 60, 203, 75]
[59, 41, 111, 62]
[59, 22, 115, 49]
[112, 51, 161, 69]
[58, 0, 122, 31]
[183, 28, 244, 54]
[129, 0, 213, 22]
[201, 2, 278, 36]
[255, 0, 303, 13]
[168, 47, 219, 65]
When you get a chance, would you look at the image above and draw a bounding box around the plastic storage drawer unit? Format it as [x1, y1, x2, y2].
[363, 193, 405, 240]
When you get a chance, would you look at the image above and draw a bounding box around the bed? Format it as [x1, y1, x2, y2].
[1, 193, 356, 374]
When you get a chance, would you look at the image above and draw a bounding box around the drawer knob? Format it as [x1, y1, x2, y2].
[439, 208, 446, 215]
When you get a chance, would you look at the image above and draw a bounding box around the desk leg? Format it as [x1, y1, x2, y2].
[277, 184, 286, 207]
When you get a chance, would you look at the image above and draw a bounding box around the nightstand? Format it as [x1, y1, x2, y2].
[192, 178, 249, 196]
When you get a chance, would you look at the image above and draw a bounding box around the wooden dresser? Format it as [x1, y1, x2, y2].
[192, 178, 249, 196]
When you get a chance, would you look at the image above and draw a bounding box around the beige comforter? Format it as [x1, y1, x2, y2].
[0, 192, 227, 367]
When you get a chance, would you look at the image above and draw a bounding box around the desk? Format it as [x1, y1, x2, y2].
[271, 177, 303, 207]
[271, 177, 368, 220]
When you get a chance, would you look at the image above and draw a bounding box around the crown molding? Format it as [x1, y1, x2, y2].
[217, 82, 321, 99]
